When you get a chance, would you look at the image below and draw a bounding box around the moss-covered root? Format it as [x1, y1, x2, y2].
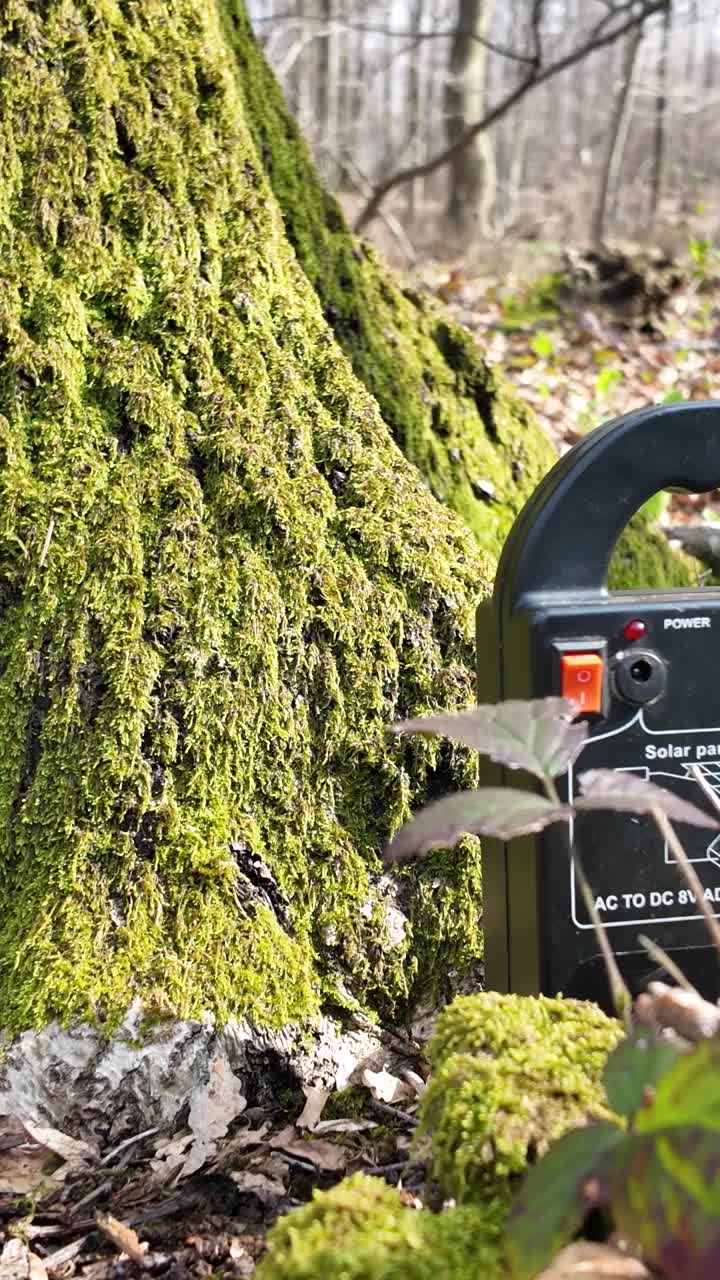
[419, 993, 622, 1200]
[255, 1172, 508, 1280]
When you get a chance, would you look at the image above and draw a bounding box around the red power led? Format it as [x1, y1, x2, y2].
[623, 619, 646, 641]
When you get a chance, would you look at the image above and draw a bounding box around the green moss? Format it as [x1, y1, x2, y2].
[609, 512, 696, 590]
[221, 4, 555, 564]
[418, 993, 621, 1198]
[0, 0, 694, 1040]
[0, 0, 499, 1032]
[255, 1172, 508, 1280]
[324, 1085, 370, 1120]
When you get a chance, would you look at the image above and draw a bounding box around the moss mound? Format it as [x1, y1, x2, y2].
[256, 1172, 507, 1280]
[0, 0, 503, 1032]
[418, 993, 621, 1198]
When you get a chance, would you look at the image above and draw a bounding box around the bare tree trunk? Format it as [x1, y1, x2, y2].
[504, 96, 529, 232]
[405, 0, 426, 221]
[591, 19, 645, 249]
[648, 2, 671, 229]
[444, 0, 497, 240]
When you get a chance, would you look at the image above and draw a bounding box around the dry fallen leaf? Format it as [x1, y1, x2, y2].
[296, 1085, 330, 1131]
[537, 1242, 650, 1278]
[0, 1145, 53, 1195]
[361, 1067, 414, 1105]
[269, 1124, 349, 1172]
[230, 1169, 286, 1199]
[0, 1241, 47, 1280]
[95, 1213, 148, 1267]
[19, 1121, 96, 1166]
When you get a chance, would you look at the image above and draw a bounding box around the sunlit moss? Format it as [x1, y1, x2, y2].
[418, 992, 621, 1198]
[0, 0, 499, 1030]
[256, 1172, 508, 1280]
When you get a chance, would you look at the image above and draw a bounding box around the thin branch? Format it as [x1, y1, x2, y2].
[323, 147, 417, 263]
[652, 809, 720, 954]
[252, 15, 537, 64]
[689, 763, 720, 819]
[354, 0, 668, 233]
[637, 933, 698, 994]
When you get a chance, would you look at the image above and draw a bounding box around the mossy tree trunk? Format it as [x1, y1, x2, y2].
[0, 0, 691, 1039]
[0, 0, 552, 1036]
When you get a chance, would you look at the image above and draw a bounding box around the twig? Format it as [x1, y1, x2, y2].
[652, 809, 720, 953]
[100, 1127, 159, 1167]
[252, 16, 537, 64]
[369, 1100, 419, 1128]
[637, 933, 698, 994]
[68, 1179, 114, 1217]
[573, 842, 632, 1028]
[361, 1159, 420, 1177]
[43, 1237, 89, 1273]
[689, 763, 720, 819]
[326, 149, 417, 263]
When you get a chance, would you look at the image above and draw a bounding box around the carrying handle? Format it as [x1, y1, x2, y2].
[498, 401, 720, 608]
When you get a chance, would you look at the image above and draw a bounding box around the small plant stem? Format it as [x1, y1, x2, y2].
[544, 775, 632, 1027]
[652, 808, 720, 954]
[573, 841, 632, 1030]
[689, 763, 720, 818]
[637, 933, 698, 994]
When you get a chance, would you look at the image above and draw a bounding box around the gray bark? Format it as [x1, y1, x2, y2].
[591, 20, 644, 249]
[444, 0, 497, 240]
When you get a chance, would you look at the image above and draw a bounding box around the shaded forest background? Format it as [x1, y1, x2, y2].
[247, 0, 719, 264]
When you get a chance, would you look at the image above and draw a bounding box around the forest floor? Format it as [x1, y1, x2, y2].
[420, 238, 720, 532]
[0, 1063, 429, 1280]
[0, 243, 715, 1280]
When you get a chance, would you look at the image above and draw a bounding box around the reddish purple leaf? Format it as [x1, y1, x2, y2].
[612, 1126, 720, 1280]
[576, 769, 719, 830]
[507, 1122, 623, 1280]
[385, 788, 570, 865]
[393, 698, 587, 782]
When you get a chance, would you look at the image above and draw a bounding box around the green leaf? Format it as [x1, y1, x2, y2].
[384, 789, 570, 865]
[507, 1122, 624, 1280]
[637, 1039, 720, 1135]
[603, 1031, 683, 1120]
[393, 698, 588, 782]
[576, 769, 719, 830]
[612, 1126, 720, 1279]
[661, 388, 685, 404]
[530, 330, 554, 358]
[595, 366, 623, 396]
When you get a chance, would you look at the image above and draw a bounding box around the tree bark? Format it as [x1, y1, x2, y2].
[444, 0, 497, 240]
[591, 19, 645, 249]
[0, 0, 556, 1037]
[648, 2, 671, 229]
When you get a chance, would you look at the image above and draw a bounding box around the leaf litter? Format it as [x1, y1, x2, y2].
[0, 1041, 429, 1277]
